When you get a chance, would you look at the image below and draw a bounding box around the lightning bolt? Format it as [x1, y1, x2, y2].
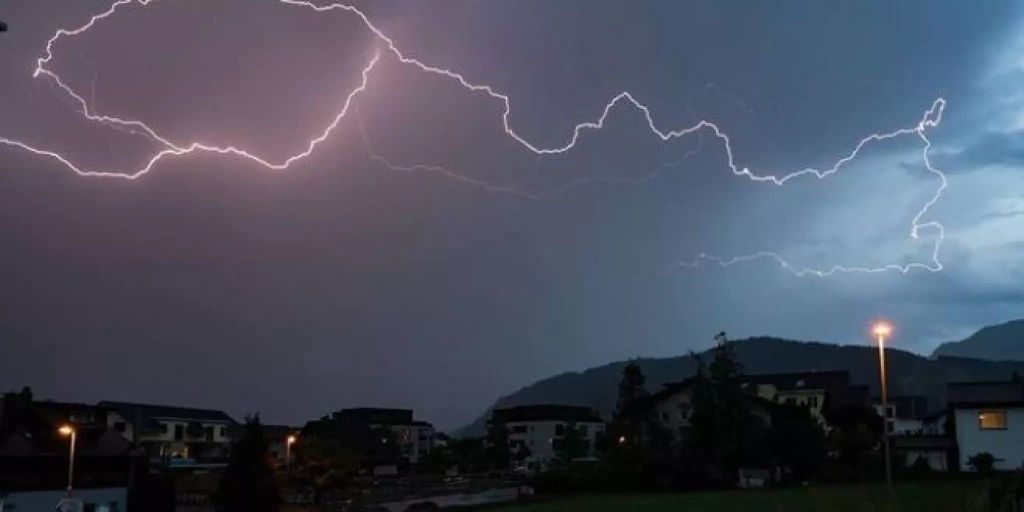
[0, 0, 948, 276]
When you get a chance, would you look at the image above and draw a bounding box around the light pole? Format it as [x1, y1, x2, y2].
[872, 322, 893, 493]
[286, 434, 297, 478]
[58, 425, 77, 497]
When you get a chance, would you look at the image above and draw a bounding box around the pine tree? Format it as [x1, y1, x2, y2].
[615, 361, 650, 421]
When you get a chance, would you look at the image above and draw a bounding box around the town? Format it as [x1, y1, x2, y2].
[2, 335, 1022, 511]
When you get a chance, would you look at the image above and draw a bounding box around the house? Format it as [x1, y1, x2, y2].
[489, 405, 605, 471]
[742, 371, 869, 428]
[948, 379, 1024, 471]
[329, 408, 435, 465]
[0, 394, 144, 512]
[647, 379, 773, 441]
[98, 401, 237, 466]
[874, 395, 929, 435]
[647, 370, 869, 439]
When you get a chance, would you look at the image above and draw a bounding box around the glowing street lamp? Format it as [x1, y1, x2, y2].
[872, 321, 893, 492]
[58, 425, 77, 496]
[286, 434, 297, 478]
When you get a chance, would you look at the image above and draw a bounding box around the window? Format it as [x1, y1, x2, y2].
[174, 424, 184, 441]
[204, 426, 214, 441]
[579, 425, 588, 436]
[113, 422, 126, 433]
[978, 410, 1008, 430]
[809, 396, 819, 408]
[555, 423, 565, 437]
[512, 425, 528, 434]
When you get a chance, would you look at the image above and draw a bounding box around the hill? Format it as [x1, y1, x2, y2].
[456, 337, 1024, 436]
[932, 319, 1024, 361]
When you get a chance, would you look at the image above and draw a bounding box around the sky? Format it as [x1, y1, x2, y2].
[1, 0, 1023, 431]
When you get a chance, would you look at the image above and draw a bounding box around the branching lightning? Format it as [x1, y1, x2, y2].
[0, 0, 948, 277]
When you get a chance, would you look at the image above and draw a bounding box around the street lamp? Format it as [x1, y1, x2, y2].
[58, 425, 76, 496]
[286, 434, 297, 478]
[872, 322, 893, 492]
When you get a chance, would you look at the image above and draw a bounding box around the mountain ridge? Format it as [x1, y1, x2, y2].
[932, 319, 1024, 361]
[456, 335, 1024, 436]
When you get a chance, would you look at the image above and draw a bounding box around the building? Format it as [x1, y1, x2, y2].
[0, 393, 143, 512]
[874, 395, 929, 435]
[98, 401, 237, 466]
[330, 408, 435, 465]
[647, 379, 773, 441]
[489, 404, 605, 471]
[948, 379, 1024, 471]
[742, 371, 869, 428]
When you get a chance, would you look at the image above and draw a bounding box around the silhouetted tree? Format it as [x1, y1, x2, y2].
[555, 422, 589, 462]
[615, 361, 650, 421]
[967, 452, 997, 475]
[770, 403, 827, 480]
[485, 421, 511, 469]
[448, 437, 487, 473]
[215, 414, 281, 512]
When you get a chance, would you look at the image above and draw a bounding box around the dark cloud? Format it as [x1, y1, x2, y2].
[1, 0, 1022, 430]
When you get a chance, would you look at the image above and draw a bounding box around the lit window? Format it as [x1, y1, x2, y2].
[978, 410, 1008, 430]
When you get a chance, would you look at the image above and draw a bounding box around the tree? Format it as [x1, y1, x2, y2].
[967, 452, 997, 475]
[704, 333, 747, 480]
[770, 403, 827, 480]
[615, 361, 650, 421]
[291, 436, 360, 502]
[447, 437, 487, 474]
[215, 415, 281, 512]
[485, 421, 511, 469]
[555, 422, 589, 462]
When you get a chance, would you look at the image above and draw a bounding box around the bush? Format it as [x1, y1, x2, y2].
[968, 453, 998, 476]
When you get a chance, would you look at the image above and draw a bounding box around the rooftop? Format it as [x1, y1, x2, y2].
[99, 401, 236, 424]
[948, 379, 1024, 406]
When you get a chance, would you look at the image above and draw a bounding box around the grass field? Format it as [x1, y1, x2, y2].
[487, 481, 989, 512]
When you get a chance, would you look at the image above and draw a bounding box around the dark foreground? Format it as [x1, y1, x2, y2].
[483, 481, 988, 512]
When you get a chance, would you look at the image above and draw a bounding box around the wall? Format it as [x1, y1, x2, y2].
[653, 389, 692, 438]
[506, 420, 604, 468]
[955, 407, 1024, 471]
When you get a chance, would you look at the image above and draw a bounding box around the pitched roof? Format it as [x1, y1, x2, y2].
[742, 370, 851, 392]
[948, 380, 1024, 407]
[99, 401, 236, 424]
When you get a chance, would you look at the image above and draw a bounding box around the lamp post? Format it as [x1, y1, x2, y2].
[286, 434, 297, 478]
[872, 322, 893, 493]
[58, 425, 76, 497]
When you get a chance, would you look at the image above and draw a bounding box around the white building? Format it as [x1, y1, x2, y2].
[490, 405, 605, 471]
[948, 379, 1024, 471]
[99, 401, 237, 464]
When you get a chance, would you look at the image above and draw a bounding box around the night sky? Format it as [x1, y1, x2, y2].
[2, 1, 1023, 430]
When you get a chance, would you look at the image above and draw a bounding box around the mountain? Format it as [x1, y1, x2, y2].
[456, 337, 1024, 436]
[932, 319, 1024, 361]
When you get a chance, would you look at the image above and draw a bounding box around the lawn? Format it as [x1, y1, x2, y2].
[486, 481, 989, 512]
